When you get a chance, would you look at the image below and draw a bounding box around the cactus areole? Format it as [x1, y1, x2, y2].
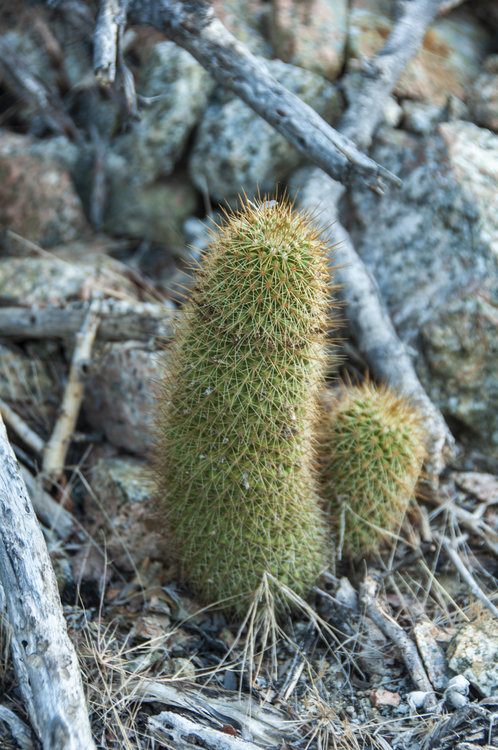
[155, 197, 333, 613]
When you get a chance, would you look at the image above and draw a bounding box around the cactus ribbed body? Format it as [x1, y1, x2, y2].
[155, 199, 332, 612]
[321, 382, 426, 556]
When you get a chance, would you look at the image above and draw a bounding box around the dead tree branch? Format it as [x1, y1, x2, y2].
[0, 414, 96, 750]
[43, 298, 101, 479]
[299, 0, 452, 477]
[115, 0, 401, 193]
[360, 575, 437, 707]
[0, 299, 173, 342]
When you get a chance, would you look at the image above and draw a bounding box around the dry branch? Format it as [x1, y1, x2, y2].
[0, 398, 45, 456]
[359, 575, 437, 707]
[299, 0, 452, 477]
[149, 710, 262, 750]
[0, 414, 96, 750]
[0, 299, 173, 342]
[43, 298, 101, 479]
[21, 466, 76, 541]
[122, 0, 401, 193]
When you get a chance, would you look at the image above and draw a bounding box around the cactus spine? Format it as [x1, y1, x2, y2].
[155, 197, 332, 613]
[320, 382, 426, 556]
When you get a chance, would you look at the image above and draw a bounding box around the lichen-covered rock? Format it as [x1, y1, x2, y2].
[468, 55, 498, 133]
[349, 122, 498, 448]
[347, 0, 490, 105]
[420, 290, 498, 447]
[0, 131, 88, 247]
[84, 342, 167, 455]
[189, 60, 341, 201]
[114, 41, 214, 181]
[0, 256, 135, 306]
[447, 615, 498, 697]
[350, 123, 498, 339]
[212, 0, 271, 55]
[103, 155, 198, 249]
[270, 0, 347, 81]
[89, 457, 160, 572]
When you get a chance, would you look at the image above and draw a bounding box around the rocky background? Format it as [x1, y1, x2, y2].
[0, 1, 497, 749]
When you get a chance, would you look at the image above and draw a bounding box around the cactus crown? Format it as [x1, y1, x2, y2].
[155, 196, 334, 614]
[320, 381, 426, 556]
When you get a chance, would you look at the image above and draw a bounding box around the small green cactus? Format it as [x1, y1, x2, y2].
[320, 381, 426, 556]
[155, 197, 333, 613]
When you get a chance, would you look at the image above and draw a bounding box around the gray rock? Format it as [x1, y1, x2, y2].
[447, 616, 498, 697]
[270, 0, 348, 82]
[114, 41, 214, 181]
[351, 123, 497, 339]
[84, 342, 168, 455]
[401, 100, 445, 135]
[468, 55, 498, 133]
[349, 122, 498, 446]
[0, 131, 88, 248]
[420, 291, 498, 447]
[189, 59, 342, 201]
[89, 456, 161, 572]
[0, 256, 135, 306]
[347, 2, 490, 105]
[212, 0, 271, 56]
[103, 152, 198, 249]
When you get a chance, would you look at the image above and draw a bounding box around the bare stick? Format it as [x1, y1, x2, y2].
[300, 0, 452, 477]
[43, 298, 101, 479]
[94, 0, 124, 86]
[0, 300, 173, 342]
[434, 533, 498, 618]
[149, 710, 265, 750]
[124, 0, 400, 193]
[360, 574, 436, 705]
[20, 466, 75, 541]
[0, 414, 96, 750]
[427, 493, 498, 557]
[0, 398, 45, 455]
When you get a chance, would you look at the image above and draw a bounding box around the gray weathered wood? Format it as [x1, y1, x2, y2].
[0, 414, 96, 750]
[0, 299, 173, 342]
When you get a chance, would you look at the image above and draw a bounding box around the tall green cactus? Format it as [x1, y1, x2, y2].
[320, 381, 426, 556]
[155, 197, 333, 613]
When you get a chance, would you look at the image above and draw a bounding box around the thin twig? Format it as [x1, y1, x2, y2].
[0, 398, 45, 456]
[434, 533, 498, 618]
[43, 298, 101, 479]
[94, 0, 123, 86]
[359, 574, 437, 706]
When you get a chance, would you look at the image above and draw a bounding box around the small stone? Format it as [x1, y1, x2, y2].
[447, 616, 498, 697]
[370, 688, 401, 707]
[89, 457, 161, 572]
[453, 472, 498, 504]
[406, 691, 432, 711]
[413, 621, 448, 690]
[84, 343, 167, 455]
[401, 100, 443, 135]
